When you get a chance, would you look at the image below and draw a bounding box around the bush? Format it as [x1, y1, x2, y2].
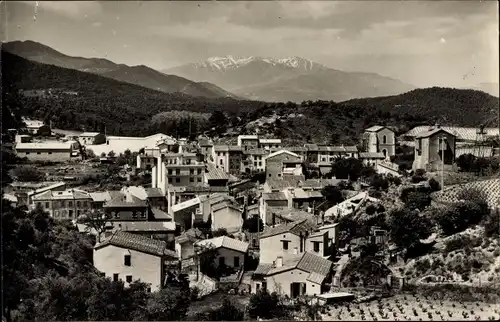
[405, 191, 432, 211]
[438, 200, 488, 236]
[12, 165, 45, 182]
[428, 178, 441, 192]
[445, 235, 472, 252]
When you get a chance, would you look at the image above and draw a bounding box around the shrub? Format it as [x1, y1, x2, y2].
[12, 165, 45, 182]
[428, 178, 441, 192]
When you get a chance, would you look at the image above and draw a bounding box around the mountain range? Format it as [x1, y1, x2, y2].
[164, 55, 418, 102]
[2, 40, 236, 99]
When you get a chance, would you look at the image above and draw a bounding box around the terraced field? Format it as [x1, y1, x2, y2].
[320, 294, 500, 321]
[432, 178, 500, 208]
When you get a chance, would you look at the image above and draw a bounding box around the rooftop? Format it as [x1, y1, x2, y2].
[195, 236, 249, 253]
[15, 142, 75, 150]
[206, 163, 230, 181]
[365, 125, 386, 132]
[108, 221, 176, 232]
[415, 128, 456, 138]
[260, 219, 317, 239]
[32, 188, 91, 201]
[79, 132, 102, 137]
[95, 230, 177, 258]
[359, 152, 385, 159]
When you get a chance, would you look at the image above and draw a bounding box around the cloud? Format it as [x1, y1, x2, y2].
[22, 1, 103, 20]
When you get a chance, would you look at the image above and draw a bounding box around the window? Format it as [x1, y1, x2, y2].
[83, 201, 88, 208]
[197, 169, 202, 175]
[168, 169, 172, 175]
[140, 211, 146, 218]
[252, 239, 258, 247]
[220, 159, 223, 165]
[68, 201, 73, 207]
[281, 240, 289, 250]
[68, 210, 73, 218]
[234, 256, 240, 267]
[113, 273, 119, 282]
[45, 202, 50, 208]
[168, 178, 173, 183]
[124, 254, 131, 266]
[312, 241, 320, 252]
[126, 275, 133, 283]
[258, 162, 262, 166]
[269, 174, 272, 177]
[383, 135, 387, 144]
[76, 201, 81, 207]
[176, 169, 180, 175]
[48, 152, 52, 155]
[175, 178, 180, 183]
[60, 201, 65, 207]
[322, 158, 326, 162]
[254, 162, 257, 167]
[190, 169, 194, 175]
[77, 210, 81, 217]
[197, 178, 202, 182]
[417, 139, 422, 156]
[219, 257, 225, 266]
[26, 152, 30, 155]
[37, 152, 41, 155]
[190, 178, 194, 183]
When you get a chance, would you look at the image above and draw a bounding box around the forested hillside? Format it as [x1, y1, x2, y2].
[1, 51, 264, 136]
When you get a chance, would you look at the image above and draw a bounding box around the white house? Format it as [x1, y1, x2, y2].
[252, 252, 333, 297]
[195, 236, 249, 269]
[93, 231, 178, 292]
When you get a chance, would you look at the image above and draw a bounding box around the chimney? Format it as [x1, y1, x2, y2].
[276, 256, 283, 267]
[435, 123, 441, 129]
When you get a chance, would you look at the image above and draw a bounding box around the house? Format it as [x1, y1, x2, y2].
[32, 188, 93, 220]
[195, 236, 249, 269]
[15, 134, 32, 144]
[261, 191, 289, 225]
[252, 252, 333, 297]
[15, 141, 79, 162]
[165, 185, 229, 216]
[212, 145, 243, 175]
[198, 138, 214, 162]
[9, 181, 66, 207]
[93, 231, 178, 292]
[412, 126, 457, 171]
[359, 152, 386, 167]
[265, 150, 303, 181]
[79, 132, 106, 145]
[205, 163, 230, 187]
[152, 152, 206, 194]
[24, 119, 51, 136]
[259, 138, 282, 150]
[106, 221, 177, 243]
[124, 186, 167, 211]
[237, 135, 260, 151]
[259, 219, 318, 263]
[210, 201, 244, 233]
[403, 125, 499, 145]
[363, 125, 396, 158]
[88, 133, 174, 156]
[102, 188, 149, 221]
[242, 149, 268, 173]
[317, 223, 340, 247]
[175, 228, 206, 260]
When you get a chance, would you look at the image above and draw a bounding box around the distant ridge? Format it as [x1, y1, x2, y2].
[2, 40, 237, 99]
[165, 55, 416, 102]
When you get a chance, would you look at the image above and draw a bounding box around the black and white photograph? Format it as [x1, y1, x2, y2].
[1, 0, 499, 321]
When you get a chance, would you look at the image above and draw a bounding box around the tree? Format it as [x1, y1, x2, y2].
[428, 178, 441, 192]
[457, 153, 476, 172]
[78, 210, 110, 242]
[437, 201, 485, 236]
[242, 215, 264, 233]
[12, 165, 45, 182]
[321, 185, 344, 204]
[387, 207, 432, 249]
[212, 228, 228, 238]
[209, 110, 228, 134]
[108, 150, 116, 158]
[86, 148, 96, 159]
[144, 286, 190, 321]
[370, 174, 390, 190]
[405, 191, 432, 211]
[247, 290, 290, 320]
[202, 297, 244, 321]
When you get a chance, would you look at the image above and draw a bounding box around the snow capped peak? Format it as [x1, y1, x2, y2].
[193, 55, 324, 72]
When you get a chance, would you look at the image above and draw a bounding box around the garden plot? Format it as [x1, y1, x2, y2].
[320, 294, 500, 321]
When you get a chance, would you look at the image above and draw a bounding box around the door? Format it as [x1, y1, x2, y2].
[219, 256, 225, 267]
[291, 283, 301, 298]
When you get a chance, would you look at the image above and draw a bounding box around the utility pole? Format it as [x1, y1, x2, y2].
[439, 136, 447, 190]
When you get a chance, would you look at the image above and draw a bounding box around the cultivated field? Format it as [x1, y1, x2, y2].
[320, 294, 500, 321]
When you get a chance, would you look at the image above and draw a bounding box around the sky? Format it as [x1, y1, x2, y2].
[2, 0, 499, 88]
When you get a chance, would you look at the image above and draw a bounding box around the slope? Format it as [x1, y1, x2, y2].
[2, 40, 236, 99]
[1, 51, 264, 136]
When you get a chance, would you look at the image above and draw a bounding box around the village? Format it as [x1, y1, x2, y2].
[3, 117, 500, 320]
